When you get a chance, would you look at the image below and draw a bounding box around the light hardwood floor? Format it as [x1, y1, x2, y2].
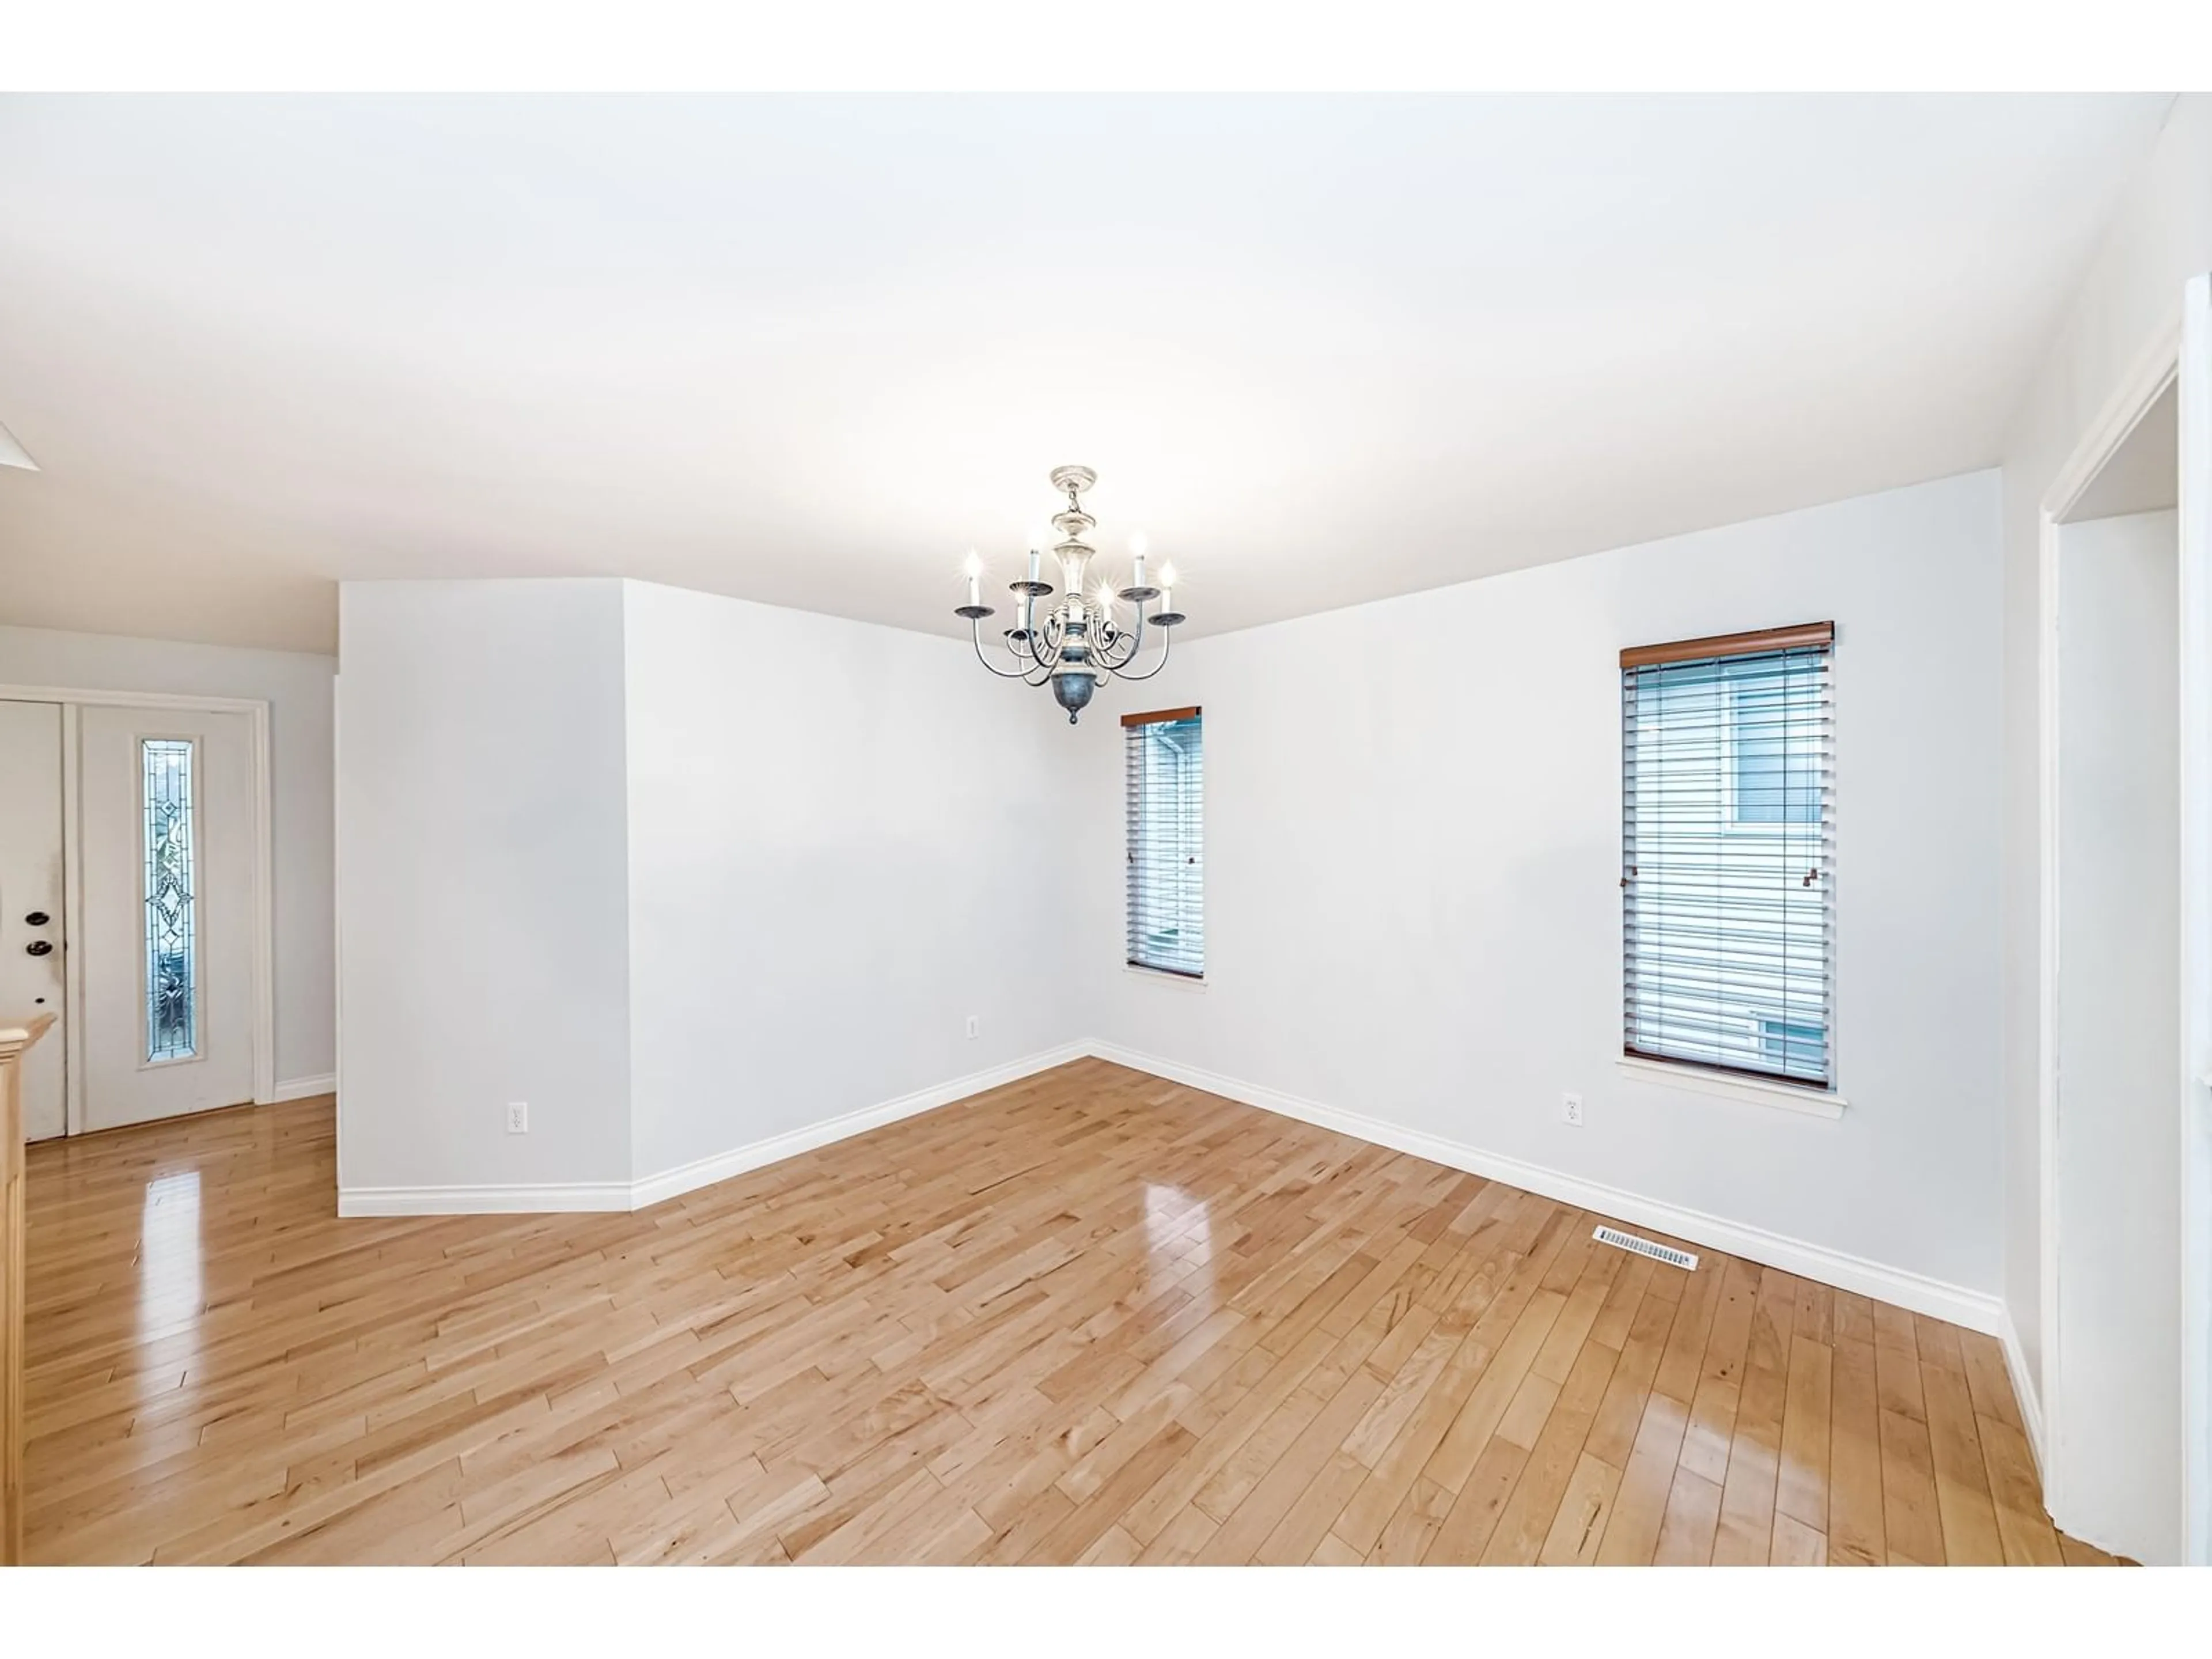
[21, 1057, 2113, 1566]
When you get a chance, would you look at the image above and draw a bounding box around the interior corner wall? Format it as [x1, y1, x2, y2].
[1998, 91, 2212, 1407]
[0, 621, 337, 1089]
[335, 579, 634, 1201]
[619, 579, 1086, 1187]
[1080, 470, 2008, 1306]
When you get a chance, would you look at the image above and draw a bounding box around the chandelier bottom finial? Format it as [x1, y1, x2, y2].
[1052, 671, 1096, 724]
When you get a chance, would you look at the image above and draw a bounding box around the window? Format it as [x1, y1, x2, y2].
[1124, 707, 1204, 978]
[142, 737, 199, 1062]
[1729, 679, 1822, 826]
[1622, 623, 1834, 1088]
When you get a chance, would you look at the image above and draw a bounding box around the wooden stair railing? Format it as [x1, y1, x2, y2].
[1, 1014, 54, 1566]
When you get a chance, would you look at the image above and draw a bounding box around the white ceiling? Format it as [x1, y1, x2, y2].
[0, 93, 2177, 656]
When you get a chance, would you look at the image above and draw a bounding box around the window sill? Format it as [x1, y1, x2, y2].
[1616, 1056, 1846, 1119]
[1123, 964, 1208, 991]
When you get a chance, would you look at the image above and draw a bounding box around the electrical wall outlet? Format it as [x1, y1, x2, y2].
[1562, 1092, 1584, 1127]
[506, 1101, 528, 1134]
[965, 1015, 980, 1040]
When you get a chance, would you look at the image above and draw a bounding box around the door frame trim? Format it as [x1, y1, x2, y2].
[2035, 313, 2183, 1544]
[0, 685, 275, 1123]
[2180, 273, 2211, 1567]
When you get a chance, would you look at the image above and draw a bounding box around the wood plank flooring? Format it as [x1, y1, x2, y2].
[20, 1057, 2112, 1566]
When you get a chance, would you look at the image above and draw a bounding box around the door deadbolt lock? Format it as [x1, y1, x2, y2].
[25, 940, 54, 957]
[25, 911, 50, 927]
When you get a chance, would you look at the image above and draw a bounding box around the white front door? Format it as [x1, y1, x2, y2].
[0, 699, 67, 1140]
[79, 704, 255, 1130]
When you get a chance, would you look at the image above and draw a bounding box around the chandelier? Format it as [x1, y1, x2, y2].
[955, 465, 1184, 723]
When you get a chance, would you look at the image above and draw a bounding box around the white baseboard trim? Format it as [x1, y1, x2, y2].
[629, 1040, 1093, 1210]
[1999, 1303, 2048, 1478]
[336, 1041, 1093, 1219]
[1086, 1041, 2006, 1336]
[331, 1037, 2002, 1343]
[267, 1073, 337, 1103]
[337, 1181, 631, 1217]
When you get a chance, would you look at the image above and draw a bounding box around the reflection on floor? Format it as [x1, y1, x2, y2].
[22, 1058, 2116, 1565]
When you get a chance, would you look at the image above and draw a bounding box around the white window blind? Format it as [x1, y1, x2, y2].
[1124, 707, 1204, 978]
[1622, 623, 1834, 1088]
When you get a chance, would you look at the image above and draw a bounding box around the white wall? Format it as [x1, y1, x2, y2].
[335, 575, 1085, 1206]
[2054, 509, 2181, 1563]
[0, 622, 336, 1089]
[1999, 93, 2212, 1403]
[336, 580, 633, 1197]
[622, 580, 1084, 1182]
[1082, 471, 2007, 1304]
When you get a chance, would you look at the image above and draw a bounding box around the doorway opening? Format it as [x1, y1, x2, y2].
[2041, 276, 2212, 1568]
[2044, 374, 2181, 1566]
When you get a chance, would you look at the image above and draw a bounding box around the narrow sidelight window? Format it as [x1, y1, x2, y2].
[142, 737, 199, 1062]
[1622, 623, 1835, 1088]
[1124, 707, 1204, 978]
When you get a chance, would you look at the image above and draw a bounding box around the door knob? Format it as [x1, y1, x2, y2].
[25, 940, 53, 957]
[25, 911, 50, 926]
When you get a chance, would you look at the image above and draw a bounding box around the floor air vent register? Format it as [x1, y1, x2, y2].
[1592, 1225, 1698, 1271]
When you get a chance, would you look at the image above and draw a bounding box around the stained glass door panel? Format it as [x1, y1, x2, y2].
[141, 738, 198, 1062]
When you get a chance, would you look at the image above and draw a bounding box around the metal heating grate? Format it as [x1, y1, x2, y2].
[1593, 1225, 1698, 1271]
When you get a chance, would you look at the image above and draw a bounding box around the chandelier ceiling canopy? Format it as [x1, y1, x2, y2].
[955, 465, 1184, 724]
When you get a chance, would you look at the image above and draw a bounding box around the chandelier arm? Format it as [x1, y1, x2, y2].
[968, 620, 1036, 679]
[1113, 621, 1176, 681]
[1021, 619, 1058, 683]
[1093, 600, 1147, 674]
[1020, 592, 1054, 652]
[1098, 616, 1144, 672]
[1022, 612, 1063, 669]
